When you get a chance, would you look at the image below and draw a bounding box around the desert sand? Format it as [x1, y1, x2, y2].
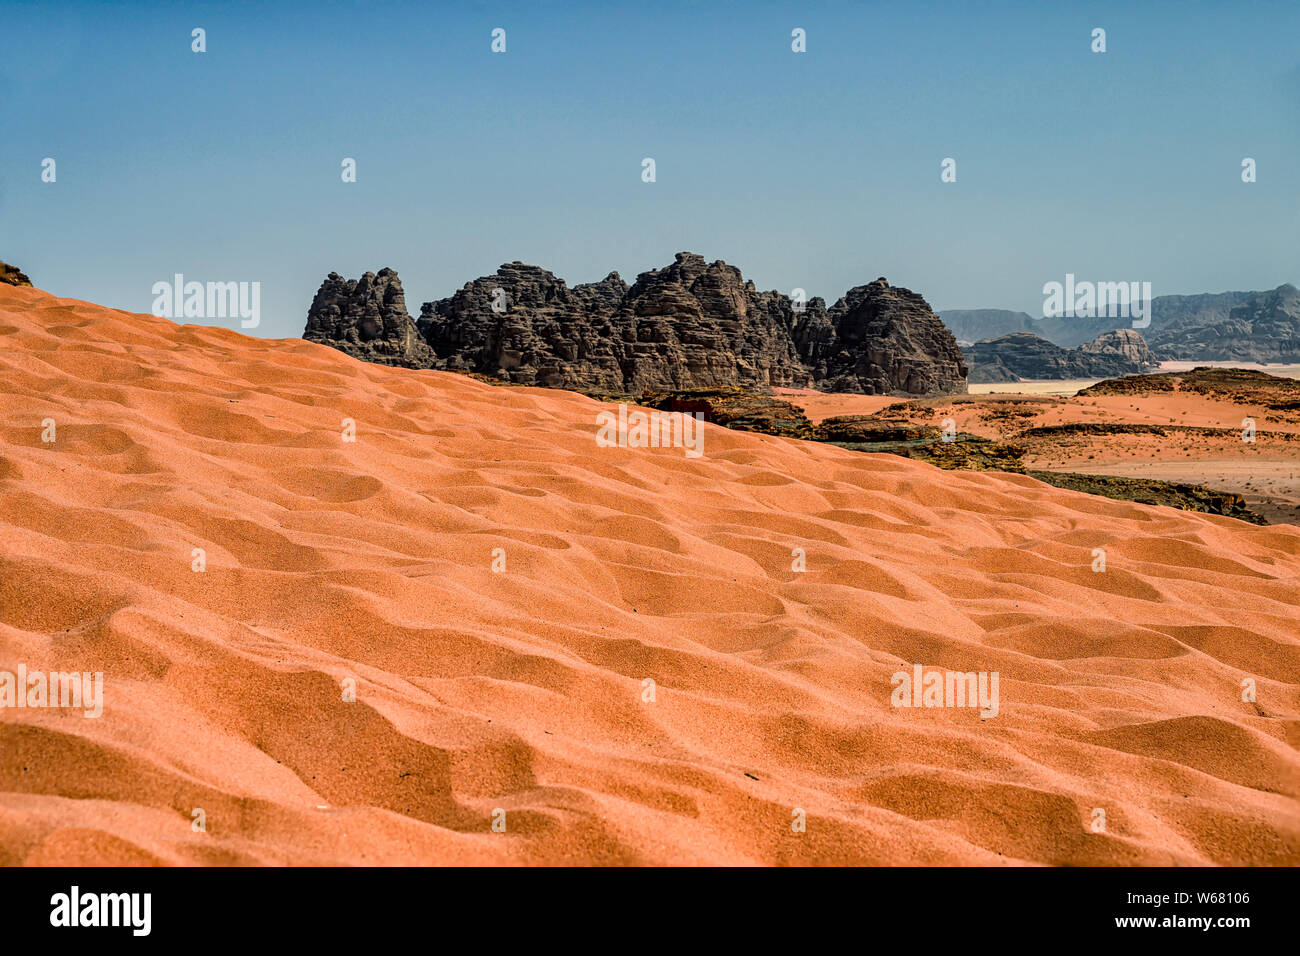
[781, 385, 1300, 525]
[965, 364, 1300, 398]
[1, 284, 1298, 866]
[968, 380, 1105, 396]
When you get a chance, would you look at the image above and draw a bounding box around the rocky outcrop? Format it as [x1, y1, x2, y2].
[615, 253, 810, 391]
[793, 278, 967, 394]
[1079, 328, 1155, 365]
[420, 253, 810, 391]
[0, 261, 32, 287]
[306, 255, 969, 396]
[304, 269, 437, 368]
[965, 329, 1156, 383]
[1079, 366, 1300, 408]
[642, 388, 813, 438]
[1025, 472, 1262, 524]
[418, 262, 630, 390]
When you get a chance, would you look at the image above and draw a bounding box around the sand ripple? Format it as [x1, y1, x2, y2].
[1, 287, 1297, 865]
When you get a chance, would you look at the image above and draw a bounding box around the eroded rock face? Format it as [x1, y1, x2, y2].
[1148, 284, 1300, 362]
[0, 261, 32, 287]
[641, 387, 813, 438]
[420, 262, 631, 391]
[1079, 329, 1157, 365]
[420, 253, 811, 391]
[797, 278, 969, 395]
[965, 329, 1156, 383]
[304, 269, 437, 368]
[616, 253, 810, 391]
[306, 255, 969, 396]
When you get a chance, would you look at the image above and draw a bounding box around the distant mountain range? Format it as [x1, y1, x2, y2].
[965, 329, 1157, 384]
[941, 284, 1300, 363]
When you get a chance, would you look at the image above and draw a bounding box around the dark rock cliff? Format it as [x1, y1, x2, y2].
[0, 261, 33, 287]
[307, 254, 969, 396]
[303, 269, 437, 368]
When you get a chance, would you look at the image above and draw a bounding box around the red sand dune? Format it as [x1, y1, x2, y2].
[1, 285, 1298, 865]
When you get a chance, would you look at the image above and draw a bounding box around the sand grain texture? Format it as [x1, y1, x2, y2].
[1, 286, 1298, 865]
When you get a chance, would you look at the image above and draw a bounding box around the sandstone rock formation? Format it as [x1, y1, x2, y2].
[0, 261, 32, 287]
[419, 253, 811, 391]
[793, 278, 968, 395]
[303, 269, 437, 368]
[615, 253, 811, 391]
[1147, 284, 1300, 362]
[642, 388, 813, 439]
[418, 262, 630, 390]
[965, 329, 1156, 383]
[306, 254, 969, 396]
[1079, 328, 1155, 365]
[1079, 366, 1300, 407]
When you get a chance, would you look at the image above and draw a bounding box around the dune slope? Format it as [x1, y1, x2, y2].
[1, 285, 1298, 865]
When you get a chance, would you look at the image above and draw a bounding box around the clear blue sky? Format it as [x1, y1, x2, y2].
[3, 0, 1297, 338]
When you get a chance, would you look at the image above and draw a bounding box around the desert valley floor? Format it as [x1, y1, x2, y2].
[781, 381, 1300, 525]
[0, 284, 1297, 865]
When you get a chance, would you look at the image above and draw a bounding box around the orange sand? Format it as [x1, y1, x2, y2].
[781, 388, 1300, 525]
[2, 284, 1298, 866]
[775, 388, 901, 424]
